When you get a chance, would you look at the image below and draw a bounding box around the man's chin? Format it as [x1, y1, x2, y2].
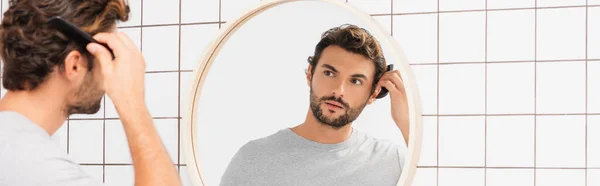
[66, 102, 102, 115]
[323, 121, 349, 129]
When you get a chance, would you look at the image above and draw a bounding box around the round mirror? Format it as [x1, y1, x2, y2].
[183, 0, 423, 185]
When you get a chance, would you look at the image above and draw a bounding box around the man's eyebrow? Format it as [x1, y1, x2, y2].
[321, 64, 338, 73]
[322, 64, 369, 80]
[351, 74, 368, 80]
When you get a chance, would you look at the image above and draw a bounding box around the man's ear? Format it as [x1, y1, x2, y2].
[306, 65, 313, 86]
[367, 86, 381, 105]
[62, 50, 87, 82]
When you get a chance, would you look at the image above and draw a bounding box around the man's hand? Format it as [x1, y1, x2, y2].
[86, 32, 182, 186]
[86, 32, 146, 109]
[376, 69, 410, 145]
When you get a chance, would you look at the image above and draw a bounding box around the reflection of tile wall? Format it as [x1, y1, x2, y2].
[0, 0, 598, 185]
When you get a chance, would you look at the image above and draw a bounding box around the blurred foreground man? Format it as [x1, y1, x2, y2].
[0, 0, 181, 185]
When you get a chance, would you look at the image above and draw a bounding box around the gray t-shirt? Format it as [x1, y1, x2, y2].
[0, 111, 103, 186]
[220, 128, 405, 186]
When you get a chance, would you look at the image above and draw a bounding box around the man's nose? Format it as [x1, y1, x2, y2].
[331, 80, 345, 98]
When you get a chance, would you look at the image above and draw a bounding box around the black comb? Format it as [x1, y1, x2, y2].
[47, 16, 114, 59]
[376, 64, 394, 99]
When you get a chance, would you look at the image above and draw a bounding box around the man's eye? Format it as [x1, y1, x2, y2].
[324, 71, 334, 76]
[352, 79, 362, 85]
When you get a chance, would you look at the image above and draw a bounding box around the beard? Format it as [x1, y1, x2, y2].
[309, 88, 368, 129]
[64, 72, 104, 116]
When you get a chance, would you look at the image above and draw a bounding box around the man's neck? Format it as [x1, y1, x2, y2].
[0, 89, 67, 136]
[291, 109, 353, 144]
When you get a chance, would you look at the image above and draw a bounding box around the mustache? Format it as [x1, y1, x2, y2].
[320, 96, 349, 108]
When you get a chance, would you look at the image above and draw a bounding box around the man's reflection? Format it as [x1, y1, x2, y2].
[220, 24, 410, 186]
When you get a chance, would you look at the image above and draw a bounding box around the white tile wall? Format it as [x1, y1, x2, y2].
[439, 64, 485, 114]
[50, 121, 69, 154]
[180, 166, 193, 186]
[347, 0, 391, 14]
[486, 169, 534, 186]
[220, 0, 261, 22]
[68, 120, 104, 164]
[438, 168, 485, 186]
[411, 65, 437, 115]
[537, 7, 586, 61]
[487, 62, 535, 114]
[142, 0, 179, 25]
[439, 12, 486, 63]
[104, 166, 134, 186]
[536, 169, 586, 186]
[105, 120, 132, 164]
[394, 14, 438, 64]
[486, 116, 534, 167]
[438, 116, 485, 166]
[536, 116, 586, 168]
[145, 72, 179, 118]
[590, 7, 600, 59]
[589, 62, 600, 113]
[589, 169, 600, 185]
[418, 116, 438, 166]
[372, 15, 392, 34]
[81, 165, 104, 183]
[487, 9, 535, 62]
[588, 116, 600, 168]
[394, 0, 437, 13]
[412, 168, 437, 186]
[537, 0, 587, 7]
[439, 0, 485, 11]
[536, 61, 586, 114]
[142, 26, 180, 72]
[180, 0, 219, 23]
[0, 0, 595, 185]
[487, 0, 535, 9]
[180, 24, 220, 71]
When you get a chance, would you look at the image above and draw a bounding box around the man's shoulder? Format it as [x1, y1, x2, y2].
[0, 111, 45, 137]
[237, 128, 289, 153]
[0, 112, 67, 163]
[354, 129, 404, 150]
[0, 112, 102, 186]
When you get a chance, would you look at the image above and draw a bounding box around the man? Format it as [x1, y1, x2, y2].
[0, 0, 181, 185]
[219, 24, 410, 186]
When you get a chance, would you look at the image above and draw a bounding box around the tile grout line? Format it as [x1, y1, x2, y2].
[409, 58, 598, 65]
[68, 116, 182, 121]
[390, 0, 393, 37]
[67, 115, 70, 154]
[219, 0, 222, 29]
[436, 0, 440, 184]
[586, 1, 589, 185]
[140, 0, 144, 52]
[376, 4, 600, 16]
[484, 0, 488, 185]
[80, 163, 188, 166]
[418, 166, 600, 169]
[534, 0, 537, 185]
[102, 96, 106, 182]
[177, 0, 182, 173]
[422, 113, 600, 116]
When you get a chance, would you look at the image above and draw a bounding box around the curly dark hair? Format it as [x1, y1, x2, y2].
[0, 0, 130, 91]
[307, 24, 387, 92]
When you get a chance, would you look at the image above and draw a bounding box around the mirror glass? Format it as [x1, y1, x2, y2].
[189, 1, 419, 185]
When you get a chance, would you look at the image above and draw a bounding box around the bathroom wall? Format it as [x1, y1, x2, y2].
[1, 0, 599, 185]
